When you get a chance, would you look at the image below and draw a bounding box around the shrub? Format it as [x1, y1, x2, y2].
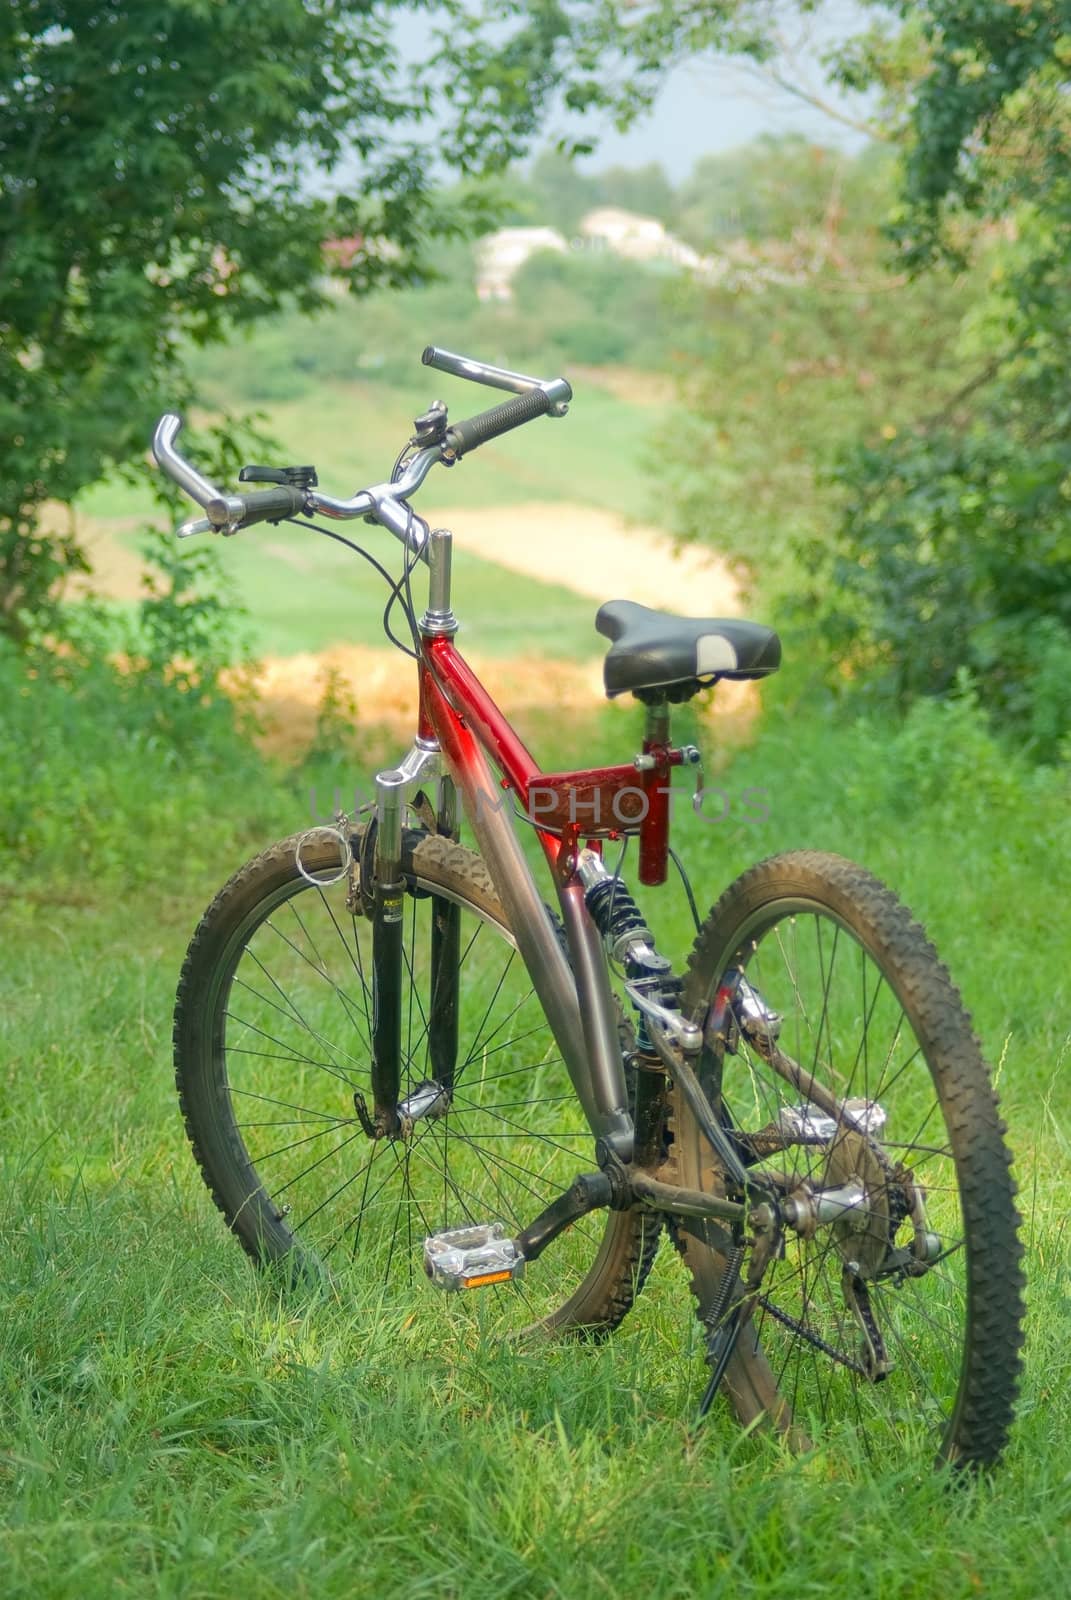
[809, 426, 1071, 760]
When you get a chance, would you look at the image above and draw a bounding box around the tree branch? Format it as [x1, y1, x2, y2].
[764, 65, 896, 143]
[918, 344, 1026, 430]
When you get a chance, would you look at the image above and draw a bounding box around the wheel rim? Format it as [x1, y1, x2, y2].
[688, 900, 972, 1457]
[204, 864, 617, 1325]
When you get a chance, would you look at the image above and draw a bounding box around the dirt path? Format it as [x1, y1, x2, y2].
[68, 499, 741, 616]
[66, 499, 755, 748]
[243, 502, 749, 750]
[425, 501, 741, 616]
[247, 641, 759, 759]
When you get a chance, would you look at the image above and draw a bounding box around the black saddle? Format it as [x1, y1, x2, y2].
[596, 600, 781, 702]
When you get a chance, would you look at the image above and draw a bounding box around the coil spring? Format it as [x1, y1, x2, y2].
[584, 877, 682, 1008]
[584, 875, 649, 951]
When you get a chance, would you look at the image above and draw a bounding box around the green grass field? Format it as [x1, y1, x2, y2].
[188, 527, 602, 662]
[2, 679, 1069, 1597]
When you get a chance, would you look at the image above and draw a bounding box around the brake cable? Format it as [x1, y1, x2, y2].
[283, 518, 420, 660]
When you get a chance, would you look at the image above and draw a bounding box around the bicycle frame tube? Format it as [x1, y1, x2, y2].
[419, 636, 680, 878]
[419, 638, 634, 1159]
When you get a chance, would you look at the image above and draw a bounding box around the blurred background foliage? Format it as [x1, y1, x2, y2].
[5, 3, 1070, 759]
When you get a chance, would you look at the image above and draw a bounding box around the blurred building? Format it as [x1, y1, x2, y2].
[576, 207, 702, 271]
[474, 226, 568, 301]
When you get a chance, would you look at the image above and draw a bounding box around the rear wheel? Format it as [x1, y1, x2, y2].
[174, 829, 658, 1333]
[671, 851, 1025, 1468]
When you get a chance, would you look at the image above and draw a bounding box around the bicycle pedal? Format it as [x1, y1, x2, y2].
[423, 1223, 525, 1291]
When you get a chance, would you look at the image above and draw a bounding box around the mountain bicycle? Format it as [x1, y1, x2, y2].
[153, 346, 1025, 1469]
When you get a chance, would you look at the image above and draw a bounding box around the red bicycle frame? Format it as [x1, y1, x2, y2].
[404, 619, 695, 1166]
[420, 634, 689, 887]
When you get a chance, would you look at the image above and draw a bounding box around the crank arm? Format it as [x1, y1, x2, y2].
[750, 1031, 868, 1134]
[842, 1269, 893, 1379]
[727, 978, 848, 1127]
[698, 1298, 749, 1418]
[513, 1171, 614, 1263]
[514, 1165, 753, 1264]
[424, 1172, 613, 1290]
[697, 1229, 781, 1419]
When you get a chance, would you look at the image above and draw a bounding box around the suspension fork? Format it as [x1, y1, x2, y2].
[428, 774, 460, 1092]
[371, 768, 407, 1135]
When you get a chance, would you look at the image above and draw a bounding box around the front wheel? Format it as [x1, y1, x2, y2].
[174, 828, 658, 1335]
[670, 850, 1025, 1468]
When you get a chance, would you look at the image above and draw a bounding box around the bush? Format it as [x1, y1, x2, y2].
[0, 536, 289, 887]
[0, 634, 280, 885]
[808, 425, 1071, 760]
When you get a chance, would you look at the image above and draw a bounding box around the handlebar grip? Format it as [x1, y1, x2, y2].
[206, 484, 307, 530]
[241, 484, 308, 525]
[444, 388, 553, 459]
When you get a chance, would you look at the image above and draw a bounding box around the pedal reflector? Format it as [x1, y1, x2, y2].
[423, 1223, 525, 1291]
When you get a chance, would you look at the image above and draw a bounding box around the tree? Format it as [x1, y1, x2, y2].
[807, 3, 1071, 754]
[656, 138, 973, 585]
[674, 134, 891, 246]
[598, 162, 677, 224]
[516, 147, 604, 233]
[508, 1, 1071, 752]
[0, 0, 531, 645]
[443, 2, 822, 143]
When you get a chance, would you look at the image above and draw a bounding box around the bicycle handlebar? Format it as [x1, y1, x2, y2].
[208, 483, 308, 529]
[153, 414, 308, 535]
[152, 346, 571, 548]
[153, 413, 225, 511]
[422, 345, 571, 414]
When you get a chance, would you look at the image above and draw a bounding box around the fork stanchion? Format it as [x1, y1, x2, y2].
[370, 768, 407, 1136]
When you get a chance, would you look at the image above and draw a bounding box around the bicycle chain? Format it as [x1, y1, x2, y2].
[752, 1292, 868, 1376]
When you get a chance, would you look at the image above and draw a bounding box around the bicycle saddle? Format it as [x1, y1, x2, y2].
[595, 600, 781, 702]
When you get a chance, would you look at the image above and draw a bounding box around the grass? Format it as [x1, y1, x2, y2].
[2, 673, 1070, 1596]
[262, 376, 667, 520]
[169, 527, 602, 662]
[79, 517, 604, 661]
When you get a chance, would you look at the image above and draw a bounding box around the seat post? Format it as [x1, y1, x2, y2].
[644, 700, 670, 749]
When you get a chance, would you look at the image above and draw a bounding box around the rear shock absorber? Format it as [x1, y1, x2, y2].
[576, 848, 681, 1011]
[576, 848, 678, 1164]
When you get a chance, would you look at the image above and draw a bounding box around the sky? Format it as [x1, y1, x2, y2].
[550, 2, 873, 178]
[567, 57, 870, 180]
[394, 2, 874, 182]
[320, 3, 881, 222]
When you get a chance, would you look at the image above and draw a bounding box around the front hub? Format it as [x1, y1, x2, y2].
[353, 1078, 451, 1140]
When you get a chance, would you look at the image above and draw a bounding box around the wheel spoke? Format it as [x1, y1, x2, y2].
[180, 836, 648, 1337]
[224, 1012, 358, 1089]
[670, 857, 1020, 1465]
